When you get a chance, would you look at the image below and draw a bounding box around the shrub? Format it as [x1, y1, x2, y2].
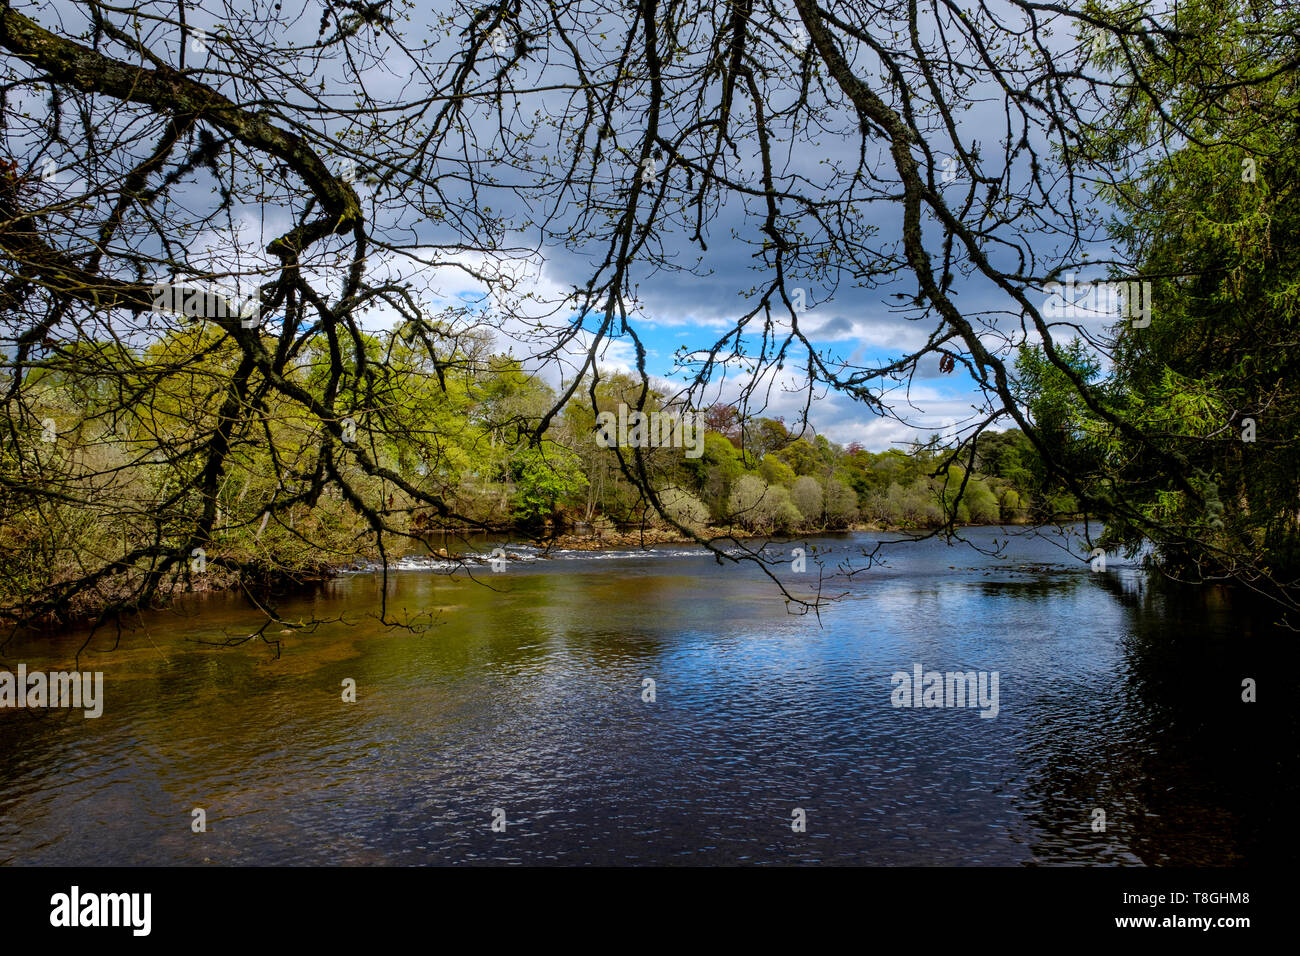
[655, 487, 710, 530]
[791, 476, 824, 525]
[823, 478, 860, 527]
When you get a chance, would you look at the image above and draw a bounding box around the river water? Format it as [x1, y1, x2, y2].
[0, 525, 1286, 865]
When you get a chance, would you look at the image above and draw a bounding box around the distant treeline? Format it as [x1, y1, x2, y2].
[2, 321, 1071, 619]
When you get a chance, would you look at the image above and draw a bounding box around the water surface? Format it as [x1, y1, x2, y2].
[0, 526, 1286, 865]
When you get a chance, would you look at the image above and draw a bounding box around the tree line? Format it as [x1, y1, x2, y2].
[2, 312, 1061, 621]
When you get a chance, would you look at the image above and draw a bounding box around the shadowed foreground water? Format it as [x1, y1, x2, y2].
[0, 526, 1288, 865]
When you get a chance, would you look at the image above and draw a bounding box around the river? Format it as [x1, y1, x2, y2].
[0, 525, 1285, 865]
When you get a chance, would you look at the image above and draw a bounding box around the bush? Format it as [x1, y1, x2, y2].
[759, 455, 797, 488]
[761, 485, 805, 533]
[962, 478, 1001, 523]
[791, 476, 824, 525]
[727, 474, 768, 528]
[727, 475, 804, 532]
[823, 478, 860, 527]
[999, 488, 1029, 522]
[654, 487, 711, 531]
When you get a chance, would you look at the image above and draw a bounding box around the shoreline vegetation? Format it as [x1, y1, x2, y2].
[84, 517, 1050, 613]
[419, 515, 1042, 556]
[5, 361, 1068, 627]
[7, 514, 1056, 634]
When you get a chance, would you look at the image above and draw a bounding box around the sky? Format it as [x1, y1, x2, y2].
[12, 0, 1141, 452]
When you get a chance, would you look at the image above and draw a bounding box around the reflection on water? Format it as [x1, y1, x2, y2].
[0, 526, 1289, 865]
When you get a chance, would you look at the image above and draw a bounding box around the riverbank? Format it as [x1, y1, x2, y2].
[7, 518, 1043, 631]
[421, 517, 1037, 557]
